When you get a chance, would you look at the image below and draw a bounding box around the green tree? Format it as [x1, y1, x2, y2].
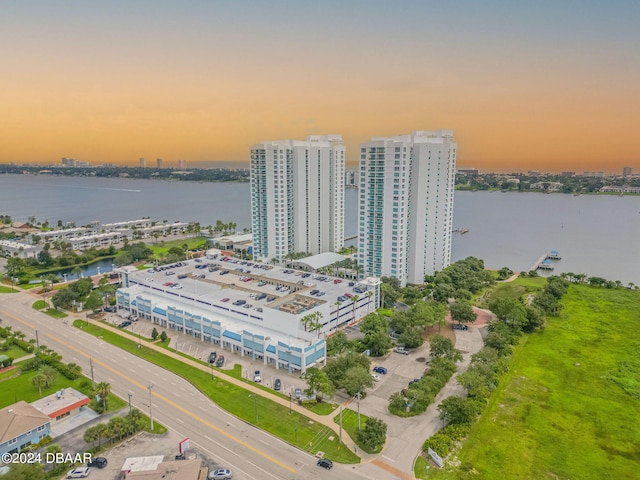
[429, 335, 463, 362]
[302, 367, 335, 400]
[159, 331, 168, 343]
[326, 331, 349, 355]
[96, 381, 111, 411]
[83, 425, 99, 448]
[342, 366, 374, 396]
[449, 300, 477, 324]
[364, 329, 393, 357]
[39, 366, 56, 388]
[357, 417, 387, 451]
[32, 373, 47, 397]
[5, 257, 26, 277]
[1, 462, 47, 480]
[438, 395, 478, 425]
[151, 327, 159, 340]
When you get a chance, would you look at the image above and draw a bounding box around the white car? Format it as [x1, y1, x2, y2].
[371, 373, 380, 382]
[66, 467, 91, 478]
[209, 468, 233, 479]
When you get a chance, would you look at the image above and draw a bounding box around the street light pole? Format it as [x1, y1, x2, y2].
[127, 392, 133, 414]
[289, 393, 292, 414]
[89, 357, 95, 389]
[148, 384, 154, 431]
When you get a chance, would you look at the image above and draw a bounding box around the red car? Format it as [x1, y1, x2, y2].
[333, 279, 342, 284]
[221, 298, 230, 302]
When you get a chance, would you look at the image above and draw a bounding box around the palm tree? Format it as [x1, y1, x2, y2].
[32, 373, 47, 397]
[96, 382, 111, 411]
[83, 425, 99, 449]
[95, 423, 109, 448]
[350, 294, 360, 323]
[334, 301, 342, 331]
[39, 366, 56, 388]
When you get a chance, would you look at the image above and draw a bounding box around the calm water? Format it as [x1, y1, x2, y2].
[1, 174, 638, 284]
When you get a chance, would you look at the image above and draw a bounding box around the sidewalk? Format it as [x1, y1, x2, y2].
[74, 314, 375, 462]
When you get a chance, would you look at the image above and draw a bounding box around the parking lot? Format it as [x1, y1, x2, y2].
[102, 312, 311, 396]
[74, 430, 218, 480]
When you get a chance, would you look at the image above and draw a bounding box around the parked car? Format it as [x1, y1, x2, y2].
[66, 467, 91, 478]
[333, 279, 342, 284]
[317, 458, 333, 470]
[371, 373, 380, 382]
[216, 355, 225, 367]
[208, 468, 233, 479]
[87, 457, 107, 468]
[208, 352, 217, 364]
[254, 370, 262, 383]
[232, 299, 246, 306]
[274, 378, 281, 391]
[453, 323, 469, 330]
[221, 298, 230, 302]
[266, 295, 276, 302]
[309, 289, 319, 295]
[372, 366, 387, 375]
[117, 321, 131, 328]
[294, 387, 302, 399]
[393, 346, 409, 355]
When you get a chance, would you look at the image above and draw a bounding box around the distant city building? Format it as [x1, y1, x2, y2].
[530, 181, 563, 191]
[178, 159, 187, 169]
[156, 158, 163, 169]
[623, 166, 633, 177]
[582, 171, 606, 178]
[457, 168, 479, 175]
[600, 185, 640, 194]
[345, 169, 358, 187]
[61, 157, 76, 167]
[139, 157, 146, 168]
[250, 135, 345, 262]
[357, 130, 456, 286]
[561, 171, 576, 177]
[527, 170, 541, 175]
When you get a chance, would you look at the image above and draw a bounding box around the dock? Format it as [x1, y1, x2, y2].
[530, 251, 562, 271]
[344, 234, 358, 241]
[453, 228, 469, 234]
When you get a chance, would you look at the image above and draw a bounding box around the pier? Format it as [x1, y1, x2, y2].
[530, 251, 562, 271]
[453, 228, 470, 234]
[344, 234, 358, 241]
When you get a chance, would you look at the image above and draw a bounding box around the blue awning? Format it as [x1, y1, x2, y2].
[153, 307, 166, 316]
[266, 344, 276, 354]
[131, 300, 137, 306]
[223, 331, 241, 342]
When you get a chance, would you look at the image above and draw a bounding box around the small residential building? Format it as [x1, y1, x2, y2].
[0, 401, 51, 456]
[30, 388, 90, 424]
[123, 458, 203, 479]
[0, 240, 42, 259]
[529, 181, 563, 191]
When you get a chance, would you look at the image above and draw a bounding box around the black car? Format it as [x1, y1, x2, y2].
[317, 458, 333, 470]
[216, 355, 225, 367]
[87, 457, 108, 468]
[208, 352, 217, 364]
[117, 321, 131, 328]
[453, 323, 469, 330]
[274, 378, 281, 391]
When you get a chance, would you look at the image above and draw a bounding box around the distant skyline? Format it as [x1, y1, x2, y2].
[1, 1, 638, 172]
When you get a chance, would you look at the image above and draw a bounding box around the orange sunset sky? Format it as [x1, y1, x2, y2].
[1, 1, 639, 172]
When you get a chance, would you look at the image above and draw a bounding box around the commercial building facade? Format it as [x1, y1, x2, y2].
[357, 130, 456, 286]
[250, 135, 345, 262]
[115, 254, 380, 373]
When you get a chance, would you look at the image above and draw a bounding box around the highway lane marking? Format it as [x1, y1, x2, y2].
[381, 454, 396, 462]
[3, 311, 296, 474]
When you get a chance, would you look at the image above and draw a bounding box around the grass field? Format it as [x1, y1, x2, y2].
[74, 320, 359, 463]
[147, 236, 209, 256]
[333, 407, 377, 453]
[429, 285, 640, 480]
[32, 300, 46, 310]
[0, 285, 19, 293]
[0, 367, 125, 413]
[44, 308, 68, 318]
[0, 344, 30, 361]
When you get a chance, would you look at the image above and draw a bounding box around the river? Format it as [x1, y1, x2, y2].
[1, 174, 638, 284]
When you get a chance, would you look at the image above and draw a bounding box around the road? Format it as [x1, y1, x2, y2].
[0, 291, 401, 480]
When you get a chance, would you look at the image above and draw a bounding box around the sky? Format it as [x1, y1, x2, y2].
[1, 1, 639, 172]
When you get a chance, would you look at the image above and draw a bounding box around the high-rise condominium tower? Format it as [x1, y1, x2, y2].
[250, 135, 345, 262]
[357, 130, 456, 286]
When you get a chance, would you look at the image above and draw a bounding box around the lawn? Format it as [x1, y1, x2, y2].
[0, 344, 30, 361]
[74, 320, 359, 463]
[147, 236, 209, 256]
[0, 367, 124, 413]
[429, 285, 640, 480]
[0, 285, 19, 293]
[333, 407, 378, 453]
[44, 308, 68, 318]
[476, 276, 546, 307]
[32, 300, 46, 310]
